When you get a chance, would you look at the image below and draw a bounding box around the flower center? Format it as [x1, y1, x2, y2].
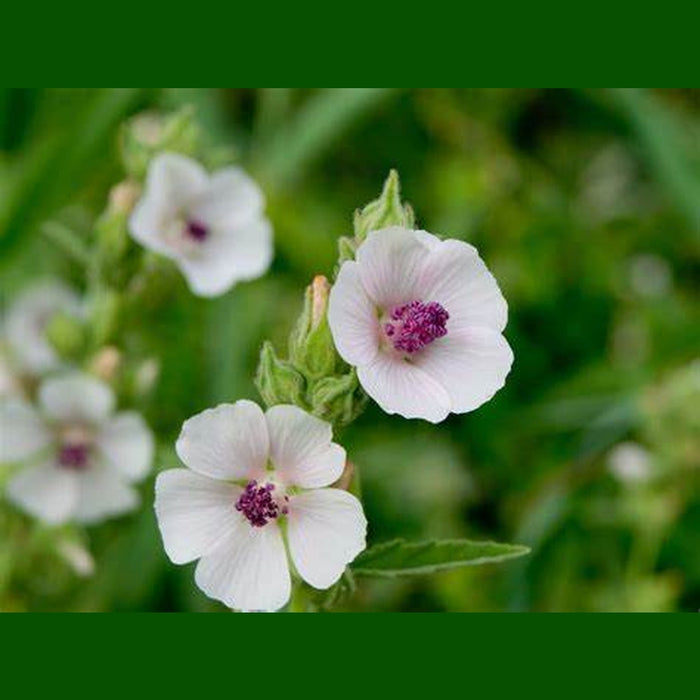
[383, 300, 449, 354]
[58, 443, 91, 470]
[185, 218, 209, 242]
[235, 480, 289, 527]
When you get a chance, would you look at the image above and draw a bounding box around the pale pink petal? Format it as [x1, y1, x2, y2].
[0, 399, 51, 463]
[129, 152, 208, 256]
[287, 489, 367, 589]
[6, 461, 79, 525]
[96, 411, 154, 482]
[355, 227, 430, 309]
[176, 401, 269, 481]
[265, 405, 345, 488]
[39, 373, 115, 425]
[189, 166, 264, 229]
[328, 261, 381, 366]
[415, 326, 514, 413]
[73, 465, 139, 523]
[179, 217, 273, 297]
[356, 353, 451, 423]
[415, 232, 508, 333]
[155, 469, 242, 565]
[194, 521, 290, 612]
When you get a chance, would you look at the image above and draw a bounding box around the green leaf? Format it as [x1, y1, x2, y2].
[352, 539, 530, 577]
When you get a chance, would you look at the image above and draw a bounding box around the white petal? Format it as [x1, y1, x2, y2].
[195, 521, 290, 612]
[39, 373, 114, 424]
[0, 399, 51, 463]
[96, 411, 154, 482]
[357, 352, 451, 423]
[129, 152, 208, 257]
[415, 327, 514, 413]
[288, 489, 367, 590]
[176, 401, 269, 481]
[155, 469, 242, 565]
[328, 261, 381, 366]
[416, 232, 508, 333]
[179, 216, 273, 297]
[4, 281, 80, 373]
[189, 166, 264, 229]
[265, 405, 345, 488]
[72, 464, 139, 523]
[6, 461, 79, 525]
[355, 227, 430, 309]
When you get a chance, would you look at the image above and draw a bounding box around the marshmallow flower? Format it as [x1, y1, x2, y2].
[129, 153, 273, 297]
[328, 227, 513, 423]
[155, 401, 367, 612]
[0, 373, 153, 525]
[4, 280, 81, 374]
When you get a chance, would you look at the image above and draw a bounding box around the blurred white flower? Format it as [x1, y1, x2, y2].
[0, 349, 20, 399]
[129, 153, 273, 297]
[607, 442, 652, 484]
[4, 280, 80, 374]
[0, 372, 153, 525]
[155, 400, 366, 612]
[627, 254, 672, 299]
[328, 226, 513, 423]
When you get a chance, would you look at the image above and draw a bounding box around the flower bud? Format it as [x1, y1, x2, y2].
[310, 370, 366, 428]
[353, 169, 415, 244]
[255, 341, 306, 408]
[120, 107, 201, 180]
[95, 181, 141, 277]
[289, 276, 337, 380]
[90, 346, 122, 382]
[90, 288, 121, 345]
[45, 312, 86, 361]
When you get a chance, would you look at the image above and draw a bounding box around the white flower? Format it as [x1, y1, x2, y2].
[607, 442, 652, 484]
[4, 280, 81, 374]
[328, 226, 513, 423]
[155, 400, 366, 612]
[129, 152, 273, 297]
[0, 349, 20, 399]
[0, 372, 153, 525]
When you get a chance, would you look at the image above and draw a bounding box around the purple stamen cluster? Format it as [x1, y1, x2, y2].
[384, 300, 449, 354]
[235, 480, 288, 527]
[185, 219, 209, 242]
[58, 443, 90, 470]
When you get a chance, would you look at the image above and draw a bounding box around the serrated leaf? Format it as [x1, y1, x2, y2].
[352, 539, 530, 577]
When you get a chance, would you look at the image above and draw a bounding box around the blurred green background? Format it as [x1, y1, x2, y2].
[1, 88, 698, 612]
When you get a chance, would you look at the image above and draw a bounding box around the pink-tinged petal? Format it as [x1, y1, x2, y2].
[356, 227, 430, 309]
[0, 399, 51, 463]
[357, 353, 451, 423]
[97, 412, 154, 482]
[194, 521, 290, 612]
[6, 461, 79, 525]
[176, 401, 269, 481]
[39, 373, 115, 425]
[73, 465, 139, 524]
[288, 489, 367, 589]
[328, 261, 381, 366]
[416, 232, 508, 333]
[179, 216, 273, 297]
[155, 469, 242, 565]
[265, 405, 345, 488]
[416, 326, 514, 414]
[129, 152, 208, 257]
[189, 166, 264, 229]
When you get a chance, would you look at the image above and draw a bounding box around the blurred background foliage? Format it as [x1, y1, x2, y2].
[0, 88, 698, 612]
